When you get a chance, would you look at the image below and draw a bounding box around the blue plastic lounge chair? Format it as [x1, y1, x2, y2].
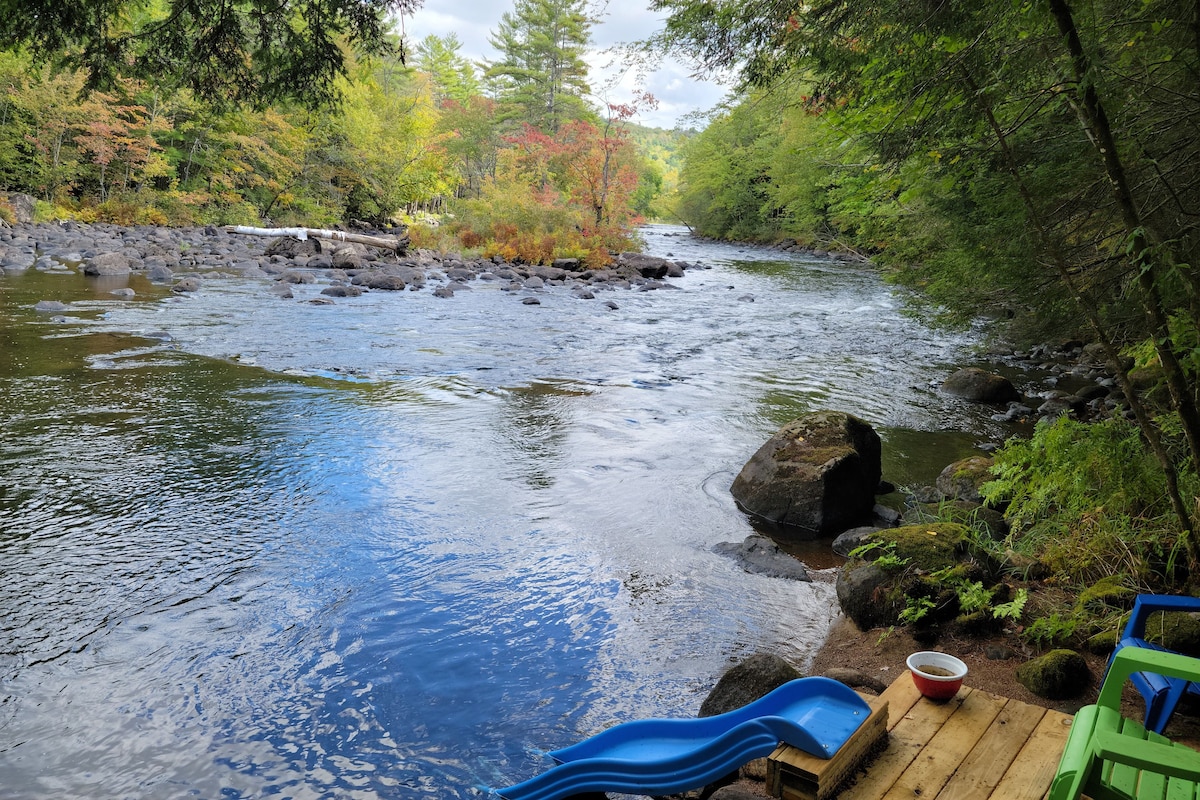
[1050, 647, 1200, 800]
[1106, 594, 1200, 734]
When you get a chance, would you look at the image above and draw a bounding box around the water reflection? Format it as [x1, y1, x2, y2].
[1, 225, 994, 798]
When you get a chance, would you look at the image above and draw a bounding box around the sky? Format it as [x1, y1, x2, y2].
[396, 0, 730, 129]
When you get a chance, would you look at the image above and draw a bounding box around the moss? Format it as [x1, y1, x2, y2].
[869, 523, 968, 572]
[1085, 630, 1118, 654]
[1075, 576, 1135, 615]
[956, 609, 1001, 635]
[1015, 649, 1091, 699]
[1143, 610, 1200, 657]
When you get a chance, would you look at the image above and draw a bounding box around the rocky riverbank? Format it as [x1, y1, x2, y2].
[0, 221, 699, 305]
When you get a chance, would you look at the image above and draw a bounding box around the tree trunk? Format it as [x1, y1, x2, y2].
[224, 225, 407, 252]
[963, 63, 1199, 559]
[1046, 0, 1200, 477]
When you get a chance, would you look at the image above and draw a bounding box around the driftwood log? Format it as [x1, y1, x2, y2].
[224, 225, 404, 252]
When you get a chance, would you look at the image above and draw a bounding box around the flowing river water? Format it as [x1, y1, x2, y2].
[1, 225, 1005, 798]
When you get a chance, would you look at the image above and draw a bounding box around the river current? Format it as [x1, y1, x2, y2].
[0, 225, 995, 798]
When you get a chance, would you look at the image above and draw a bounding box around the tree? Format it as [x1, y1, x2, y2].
[653, 0, 1200, 547]
[0, 0, 423, 108]
[486, 0, 593, 132]
[413, 33, 481, 105]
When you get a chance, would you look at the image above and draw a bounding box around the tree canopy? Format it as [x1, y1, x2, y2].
[0, 0, 422, 107]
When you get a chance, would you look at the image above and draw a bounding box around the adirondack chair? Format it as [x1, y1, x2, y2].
[1049, 647, 1200, 800]
[1107, 594, 1200, 734]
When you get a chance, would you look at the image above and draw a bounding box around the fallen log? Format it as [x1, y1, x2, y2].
[224, 225, 404, 252]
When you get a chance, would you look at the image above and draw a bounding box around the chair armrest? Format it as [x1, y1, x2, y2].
[1124, 594, 1200, 640]
[1099, 647, 1200, 709]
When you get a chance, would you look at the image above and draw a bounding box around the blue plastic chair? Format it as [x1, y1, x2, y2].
[1106, 594, 1200, 734]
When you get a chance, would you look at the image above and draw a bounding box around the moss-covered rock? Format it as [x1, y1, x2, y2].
[1142, 611, 1200, 657]
[1015, 649, 1091, 699]
[935, 457, 995, 503]
[731, 411, 882, 533]
[872, 523, 968, 571]
[1075, 576, 1135, 615]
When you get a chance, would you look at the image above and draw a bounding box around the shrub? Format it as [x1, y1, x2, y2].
[982, 416, 1194, 586]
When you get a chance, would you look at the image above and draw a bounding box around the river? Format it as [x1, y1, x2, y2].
[0, 225, 997, 799]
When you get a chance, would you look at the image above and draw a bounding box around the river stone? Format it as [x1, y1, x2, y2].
[331, 246, 364, 269]
[712, 535, 811, 581]
[935, 456, 994, 503]
[358, 272, 407, 290]
[279, 270, 315, 284]
[616, 252, 669, 278]
[942, 367, 1020, 403]
[831, 526, 883, 558]
[321, 284, 363, 298]
[698, 653, 802, 718]
[83, 251, 132, 276]
[730, 411, 882, 534]
[835, 562, 895, 630]
[266, 236, 321, 257]
[34, 300, 67, 312]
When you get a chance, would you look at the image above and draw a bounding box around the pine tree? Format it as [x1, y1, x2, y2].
[485, 0, 594, 133]
[413, 34, 482, 106]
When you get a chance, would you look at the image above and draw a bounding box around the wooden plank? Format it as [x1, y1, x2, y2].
[989, 709, 1073, 800]
[768, 697, 890, 800]
[934, 697, 1048, 800]
[837, 684, 971, 800]
[881, 687, 1009, 800]
[876, 670, 923, 729]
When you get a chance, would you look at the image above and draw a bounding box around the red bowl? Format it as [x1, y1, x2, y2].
[907, 651, 968, 700]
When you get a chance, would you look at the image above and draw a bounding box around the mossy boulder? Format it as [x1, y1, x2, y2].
[1015, 649, 1091, 699]
[1138, 611, 1200, 656]
[880, 522, 969, 569]
[1075, 576, 1136, 615]
[731, 411, 882, 533]
[935, 457, 995, 503]
[835, 523, 971, 630]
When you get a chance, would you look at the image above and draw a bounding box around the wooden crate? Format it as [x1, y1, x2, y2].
[767, 696, 890, 800]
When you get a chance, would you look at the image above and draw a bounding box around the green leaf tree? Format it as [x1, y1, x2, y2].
[0, 0, 423, 108]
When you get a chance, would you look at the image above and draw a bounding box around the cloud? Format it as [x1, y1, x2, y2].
[399, 0, 727, 129]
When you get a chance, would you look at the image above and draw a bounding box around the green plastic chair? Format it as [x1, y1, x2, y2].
[1050, 647, 1200, 800]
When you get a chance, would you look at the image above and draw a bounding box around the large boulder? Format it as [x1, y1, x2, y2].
[731, 411, 882, 533]
[942, 368, 1021, 403]
[615, 252, 670, 279]
[835, 523, 971, 631]
[3, 192, 36, 223]
[83, 251, 132, 276]
[699, 653, 803, 717]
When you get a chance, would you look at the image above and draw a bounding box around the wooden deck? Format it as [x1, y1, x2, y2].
[768, 670, 1074, 800]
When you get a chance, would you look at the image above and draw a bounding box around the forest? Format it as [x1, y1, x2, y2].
[0, 0, 684, 267]
[2, 0, 1200, 633]
[657, 0, 1200, 634]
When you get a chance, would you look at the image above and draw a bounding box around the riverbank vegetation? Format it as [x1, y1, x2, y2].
[0, 0, 683, 265]
[653, 0, 1200, 641]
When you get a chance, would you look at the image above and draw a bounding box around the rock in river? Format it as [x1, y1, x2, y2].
[730, 411, 882, 534]
[712, 535, 811, 581]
